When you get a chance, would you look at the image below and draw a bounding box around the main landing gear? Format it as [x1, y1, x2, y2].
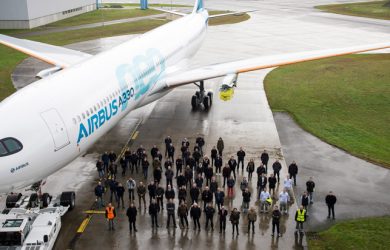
[191, 80, 213, 111]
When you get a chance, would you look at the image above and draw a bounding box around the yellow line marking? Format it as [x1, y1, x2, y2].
[132, 131, 139, 140]
[77, 216, 91, 233]
[84, 210, 106, 214]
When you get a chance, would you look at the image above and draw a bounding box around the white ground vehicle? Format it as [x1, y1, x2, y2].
[0, 192, 74, 250]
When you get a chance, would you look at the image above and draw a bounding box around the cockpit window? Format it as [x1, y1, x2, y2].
[0, 138, 23, 157]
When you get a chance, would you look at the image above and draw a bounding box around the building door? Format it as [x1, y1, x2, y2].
[41, 109, 70, 151]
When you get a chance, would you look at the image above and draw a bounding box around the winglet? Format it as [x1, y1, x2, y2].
[192, 0, 204, 14]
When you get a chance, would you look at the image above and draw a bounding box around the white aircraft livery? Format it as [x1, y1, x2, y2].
[0, 0, 389, 194]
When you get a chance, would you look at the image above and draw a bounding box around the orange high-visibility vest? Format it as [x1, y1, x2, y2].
[106, 207, 115, 219]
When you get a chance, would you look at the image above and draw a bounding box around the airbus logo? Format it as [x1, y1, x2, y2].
[10, 162, 29, 174]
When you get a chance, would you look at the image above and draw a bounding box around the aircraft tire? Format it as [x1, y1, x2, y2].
[60, 191, 76, 210]
[191, 95, 198, 110]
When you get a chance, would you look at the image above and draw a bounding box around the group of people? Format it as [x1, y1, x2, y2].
[97, 135, 337, 236]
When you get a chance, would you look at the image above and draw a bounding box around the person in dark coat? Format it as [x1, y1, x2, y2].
[165, 166, 174, 188]
[136, 146, 144, 167]
[178, 201, 189, 229]
[130, 151, 138, 174]
[211, 146, 218, 167]
[214, 155, 223, 175]
[142, 157, 149, 179]
[215, 188, 225, 211]
[219, 206, 228, 233]
[126, 203, 137, 233]
[256, 164, 266, 180]
[151, 145, 159, 159]
[306, 177, 315, 204]
[116, 183, 125, 209]
[176, 158, 183, 177]
[246, 159, 255, 181]
[228, 156, 237, 179]
[230, 208, 240, 236]
[94, 181, 105, 209]
[156, 184, 165, 211]
[177, 172, 186, 188]
[148, 181, 156, 204]
[102, 152, 110, 173]
[242, 188, 251, 211]
[167, 143, 175, 162]
[201, 186, 213, 211]
[108, 178, 118, 204]
[205, 203, 215, 230]
[120, 157, 127, 177]
[96, 160, 104, 179]
[193, 149, 202, 165]
[165, 185, 175, 201]
[185, 166, 193, 187]
[268, 174, 277, 196]
[164, 136, 172, 157]
[166, 199, 177, 228]
[272, 160, 282, 182]
[190, 184, 200, 204]
[236, 147, 246, 172]
[153, 167, 162, 184]
[288, 161, 298, 186]
[271, 205, 282, 237]
[137, 181, 147, 210]
[196, 134, 205, 155]
[195, 174, 204, 189]
[325, 191, 337, 219]
[149, 199, 159, 228]
[222, 164, 231, 188]
[190, 203, 202, 230]
[217, 137, 224, 156]
[301, 191, 309, 213]
[257, 173, 267, 191]
[108, 150, 117, 164]
[209, 177, 218, 196]
[178, 186, 187, 205]
[260, 150, 269, 173]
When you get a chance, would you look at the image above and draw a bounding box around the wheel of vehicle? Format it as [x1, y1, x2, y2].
[42, 193, 51, 208]
[203, 96, 209, 110]
[191, 95, 198, 110]
[28, 193, 39, 208]
[60, 191, 76, 210]
[207, 92, 213, 106]
[6, 193, 22, 208]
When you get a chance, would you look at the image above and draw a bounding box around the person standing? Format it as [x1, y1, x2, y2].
[105, 203, 116, 231]
[211, 146, 218, 167]
[142, 157, 149, 179]
[217, 137, 224, 157]
[196, 134, 205, 155]
[176, 158, 183, 177]
[178, 186, 187, 205]
[260, 150, 269, 173]
[228, 156, 237, 179]
[295, 205, 307, 233]
[165, 185, 175, 202]
[102, 152, 110, 174]
[215, 155, 223, 175]
[177, 173, 187, 188]
[205, 163, 213, 186]
[230, 208, 240, 236]
[108, 150, 117, 164]
[205, 203, 215, 231]
[153, 166, 162, 184]
[108, 178, 118, 204]
[272, 160, 282, 183]
[190, 183, 200, 204]
[148, 181, 156, 204]
[268, 174, 277, 196]
[271, 205, 282, 237]
[130, 151, 138, 174]
[195, 174, 204, 190]
[156, 184, 165, 211]
[288, 161, 298, 186]
[215, 188, 225, 211]
[126, 203, 138, 233]
[301, 191, 310, 214]
[306, 177, 315, 204]
[178, 201, 189, 229]
[166, 199, 177, 228]
[164, 136, 172, 157]
[227, 176, 235, 198]
[246, 159, 255, 181]
[279, 188, 290, 214]
[94, 181, 105, 209]
[259, 189, 271, 213]
[210, 176, 218, 199]
[256, 164, 266, 181]
[242, 188, 251, 213]
[165, 166, 174, 188]
[137, 181, 147, 210]
[247, 207, 257, 233]
[219, 206, 228, 233]
[222, 164, 231, 188]
[149, 199, 160, 228]
[201, 186, 213, 211]
[283, 175, 293, 194]
[236, 147, 246, 172]
[258, 173, 267, 192]
[240, 177, 249, 192]
[190, 203, 202, 230]
[167, 143, 175, 163]
[126, 177, 136, 201]
[116, 183, 125, 209]
[96, 160, 104, 179]
[326, 191, 337, 219]
[151, 145, 159, 160]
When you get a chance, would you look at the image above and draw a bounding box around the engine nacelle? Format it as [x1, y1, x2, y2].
[219, 73, 237, 101]
[36, 66, 62, 79]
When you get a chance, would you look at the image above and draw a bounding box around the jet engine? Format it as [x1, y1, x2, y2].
[219, 73, 237, 101]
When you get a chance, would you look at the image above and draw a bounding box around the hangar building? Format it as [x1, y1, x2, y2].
[0, 0, 97, 29]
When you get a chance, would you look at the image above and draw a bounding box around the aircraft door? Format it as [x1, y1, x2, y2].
[40, 109, 70, 151]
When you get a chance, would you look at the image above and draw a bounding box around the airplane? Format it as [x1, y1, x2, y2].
[0, 0, 389, 198]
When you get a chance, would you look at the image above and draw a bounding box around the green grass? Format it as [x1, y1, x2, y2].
[264, 54, 390, 167]
[208, 11, 251, 26]
[308, 217, 390, 250]
[102, 3, 191, 8]
[316, 1, 390, 20]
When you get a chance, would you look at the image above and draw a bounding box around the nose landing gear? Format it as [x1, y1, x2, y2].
[191, 80, 213, 111]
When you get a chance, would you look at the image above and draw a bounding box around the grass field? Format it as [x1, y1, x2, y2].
[308, 217, 390, 250]
[208, 11, 251, 26]
[264, 54, 390, 167]
[102, 3, 191, 8]
[316, 1, 390, 20]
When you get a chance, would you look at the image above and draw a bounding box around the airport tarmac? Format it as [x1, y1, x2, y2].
[5, 0, 390, 249]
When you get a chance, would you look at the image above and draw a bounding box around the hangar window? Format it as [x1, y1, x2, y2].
[0, 138, 23, 157]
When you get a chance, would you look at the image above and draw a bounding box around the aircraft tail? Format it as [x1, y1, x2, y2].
[192, 0, 205, 14]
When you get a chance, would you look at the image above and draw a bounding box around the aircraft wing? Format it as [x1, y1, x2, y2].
[0, 34, 92, 68]
[154, 43, 390, 92]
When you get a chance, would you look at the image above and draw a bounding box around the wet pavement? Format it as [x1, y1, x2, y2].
[3, 0, 390, 249]
[274, 113, 390, 232]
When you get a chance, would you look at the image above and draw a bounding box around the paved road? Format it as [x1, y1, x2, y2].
[274, 113, 390, 232]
